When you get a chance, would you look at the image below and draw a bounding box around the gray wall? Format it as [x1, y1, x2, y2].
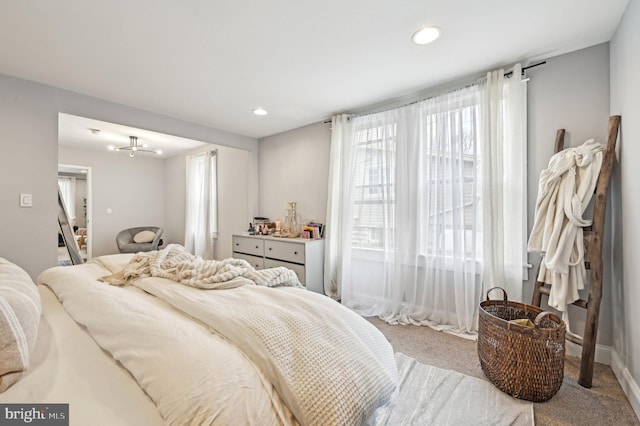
[610, 0, 640, 416]
[258, 121, 331, 225]
[164, 154, 187, 247]
[215, 146, 253, 259]
[1, 75, 59, 277]
[0, 72, 258, 279]
[59, 146, 166, 256]
[525, 43, 613, 350]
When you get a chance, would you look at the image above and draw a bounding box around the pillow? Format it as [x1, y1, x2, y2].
[133, 230, 156, 243]
[0, 257, 41, 393]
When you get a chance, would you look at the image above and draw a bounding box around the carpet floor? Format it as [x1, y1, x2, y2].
[368, 318, 639, 426]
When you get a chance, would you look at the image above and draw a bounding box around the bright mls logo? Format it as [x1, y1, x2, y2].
[0, 404, 68, 425]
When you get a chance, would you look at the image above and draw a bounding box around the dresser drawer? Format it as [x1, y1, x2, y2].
[232, 234, 324, 294]
[233, 252, 264, 269]
[264, 258, 306, 285]
[265, 240, 305, 264]
[233, 236, 264, 257]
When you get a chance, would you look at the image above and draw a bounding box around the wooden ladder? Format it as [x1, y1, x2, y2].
[531, 115, 620, 388]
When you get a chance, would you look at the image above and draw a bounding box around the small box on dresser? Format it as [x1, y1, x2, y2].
[232, 234, 325, 294]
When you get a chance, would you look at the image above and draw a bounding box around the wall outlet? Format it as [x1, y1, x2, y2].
[19, 193, 32, 207]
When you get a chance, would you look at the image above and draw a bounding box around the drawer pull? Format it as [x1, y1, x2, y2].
[294, 251, 298, 255]
[268, 247, 272, 251]
[255, 245, 259, 249]
[235, 243, 239, 246]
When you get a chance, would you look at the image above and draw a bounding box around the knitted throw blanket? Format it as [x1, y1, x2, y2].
[100, 244, 302, 290]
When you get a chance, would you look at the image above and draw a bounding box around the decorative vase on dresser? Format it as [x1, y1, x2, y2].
[232, 234, 325, 294]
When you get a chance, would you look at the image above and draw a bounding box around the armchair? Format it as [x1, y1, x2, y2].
[116, 226, 164, 253]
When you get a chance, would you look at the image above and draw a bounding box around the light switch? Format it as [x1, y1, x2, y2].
[19, 193, 32, 208]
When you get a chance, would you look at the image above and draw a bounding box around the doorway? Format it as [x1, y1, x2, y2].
[57, 164, 92, 264]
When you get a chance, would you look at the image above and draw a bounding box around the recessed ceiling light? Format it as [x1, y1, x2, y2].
[89, 128, 101, 135]
[107, 145, 115, 151]
[412, 26, 441, 45]
[252, 108, 268, 116]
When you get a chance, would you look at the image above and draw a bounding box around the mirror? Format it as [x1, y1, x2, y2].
[58, 189, 84, 265]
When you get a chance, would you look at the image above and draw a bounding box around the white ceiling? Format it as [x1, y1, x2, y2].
[58, 113, 208, 158]
[0, 0, 629, 142]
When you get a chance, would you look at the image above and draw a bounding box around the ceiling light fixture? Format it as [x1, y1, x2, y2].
[113, 136, 161, 158]
[252, 107, 268, 116]
[411, 26, 441, 45]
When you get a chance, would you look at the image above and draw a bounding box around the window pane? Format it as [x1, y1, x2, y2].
[351, 104, 480, 258]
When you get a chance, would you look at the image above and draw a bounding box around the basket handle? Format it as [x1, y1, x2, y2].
[533, 311, 557, 328]
[485, 287, 508, 304]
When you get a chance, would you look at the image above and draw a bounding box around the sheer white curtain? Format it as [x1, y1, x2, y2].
[327, 86, 484, 336]
[325, 66, 527, 336]
[324, 114, 355, 300]
[479, 64, 528, 301]
[185, 150, 218, 259]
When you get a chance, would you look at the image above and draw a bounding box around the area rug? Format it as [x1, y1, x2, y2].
[373, 353, 534, 425]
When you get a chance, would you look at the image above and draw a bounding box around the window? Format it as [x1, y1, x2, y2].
[366, 168, 382, 197]
[352, 125, 396, 248]
[326, 67, 527, 331]
[351, 103, 480, 259]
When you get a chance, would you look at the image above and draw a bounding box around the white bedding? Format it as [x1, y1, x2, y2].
[37, 260, 296, 426]
[0, 285, 164, 425]
[35, 254, 398, 425]
[135, 278, 398, 425]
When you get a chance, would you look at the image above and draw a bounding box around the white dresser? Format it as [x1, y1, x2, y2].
[232, 234, 325, 294]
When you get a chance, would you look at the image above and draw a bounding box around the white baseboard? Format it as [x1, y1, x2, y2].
[565, 340, 611, 365]
[610, 349, 640, 421]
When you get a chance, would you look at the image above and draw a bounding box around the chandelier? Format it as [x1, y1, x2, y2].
[115, 136, 162, 158]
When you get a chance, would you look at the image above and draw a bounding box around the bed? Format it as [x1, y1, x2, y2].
[0, 248, 398, 425]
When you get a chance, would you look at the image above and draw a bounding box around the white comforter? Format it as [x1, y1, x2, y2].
[38, 254, 398, 426]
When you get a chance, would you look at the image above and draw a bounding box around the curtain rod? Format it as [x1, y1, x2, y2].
[323, 61, 547, 123]
[504, 61, 546, 77]
[356, 80, 481, 119]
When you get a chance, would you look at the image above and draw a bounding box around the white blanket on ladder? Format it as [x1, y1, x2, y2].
[527, 139, 604, 312]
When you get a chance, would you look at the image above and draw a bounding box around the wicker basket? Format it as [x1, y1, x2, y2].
[478, 287, 566, 402]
